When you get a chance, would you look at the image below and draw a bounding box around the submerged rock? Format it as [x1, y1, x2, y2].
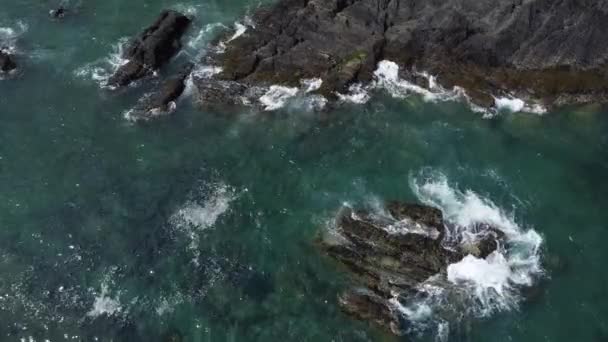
[0, 50, 16, 72]
[49, 7, 66, 19]
[108, 10, 191, 87]
[319, 201, 503, 335]
[198, 0, 608, 110]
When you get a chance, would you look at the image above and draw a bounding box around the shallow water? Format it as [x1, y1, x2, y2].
[1, 0, 608, 341]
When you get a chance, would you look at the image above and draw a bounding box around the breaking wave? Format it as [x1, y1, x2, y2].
[337, 60, 466, 107]
[336, 60, 547, 117]
[73, 38, 130, 88]
[494, 96, 547, 115]
[257, 78, 328, 111]
[331, 170, 544, 339]
[387, 169, 544, 339]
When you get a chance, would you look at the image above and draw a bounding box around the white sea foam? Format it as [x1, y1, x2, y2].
[170, 182, 238, 264]
[494, 96, 525, 113]
[87, 284, 122, 318]
[227, 22, 247, 43]
[494, 96, 547, 115]
[301, 78, 323, 93]
[74, 38, 130, 88]
[0, 21, 27, 42]
[257, 79, 329, 111]
[354, 170, 545, 336]
[373, 60, 462, 103]
[336, 60, 547, 116]
[259, 85, 299, 111]
[171, 182, 236, 232]
[192, 65, 223, 79]
[87, 271, 122, 318]
[408, 171, 542, 319]
[338, 83, 371, 104]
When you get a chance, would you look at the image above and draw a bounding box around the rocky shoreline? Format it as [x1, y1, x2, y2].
[195, 0, 608, 112]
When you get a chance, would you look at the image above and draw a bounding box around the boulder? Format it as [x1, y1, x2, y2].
[108, 10, 191, 87]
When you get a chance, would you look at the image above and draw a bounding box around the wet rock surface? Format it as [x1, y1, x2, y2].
[108, 10, 191, 87]
[126, 63, 194, 122]
[198, 0, 608, 110]
[318, 202, 503, 335]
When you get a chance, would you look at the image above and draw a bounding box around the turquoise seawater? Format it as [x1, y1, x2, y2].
[1, 0, 608, 341]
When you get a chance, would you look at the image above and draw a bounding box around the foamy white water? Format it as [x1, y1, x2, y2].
[494, 96, 547, 115]
[74, 38, 130, 88]
[338, 83, 371, 104]
[374, 170, 545, 336]
[259, 85, 299, 111]
[170, 182, 238, 264]
[373, 61, 462, 103]
[257, 79, 329, 111]
[301, 78, 323, 93]
[87, 273, 122, 318]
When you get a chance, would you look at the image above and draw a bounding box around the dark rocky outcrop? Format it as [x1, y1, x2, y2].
[198, 0, 608, 110]
[318, 202, 502, 335]
[0, 51, 16, 72]
[108, 10, 191, 87]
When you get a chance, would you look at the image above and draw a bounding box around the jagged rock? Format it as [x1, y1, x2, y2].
[199, 0, 608, 109]
[0, 51, 16, 72]
[108, 10, 191, 87]
[319, 201, 503, 335]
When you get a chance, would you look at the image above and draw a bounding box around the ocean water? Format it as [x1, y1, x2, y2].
[1, 0, 608, 341]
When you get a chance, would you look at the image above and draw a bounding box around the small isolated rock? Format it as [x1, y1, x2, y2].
[0, 51, 16, 72]
[49, 7, 66, 19]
